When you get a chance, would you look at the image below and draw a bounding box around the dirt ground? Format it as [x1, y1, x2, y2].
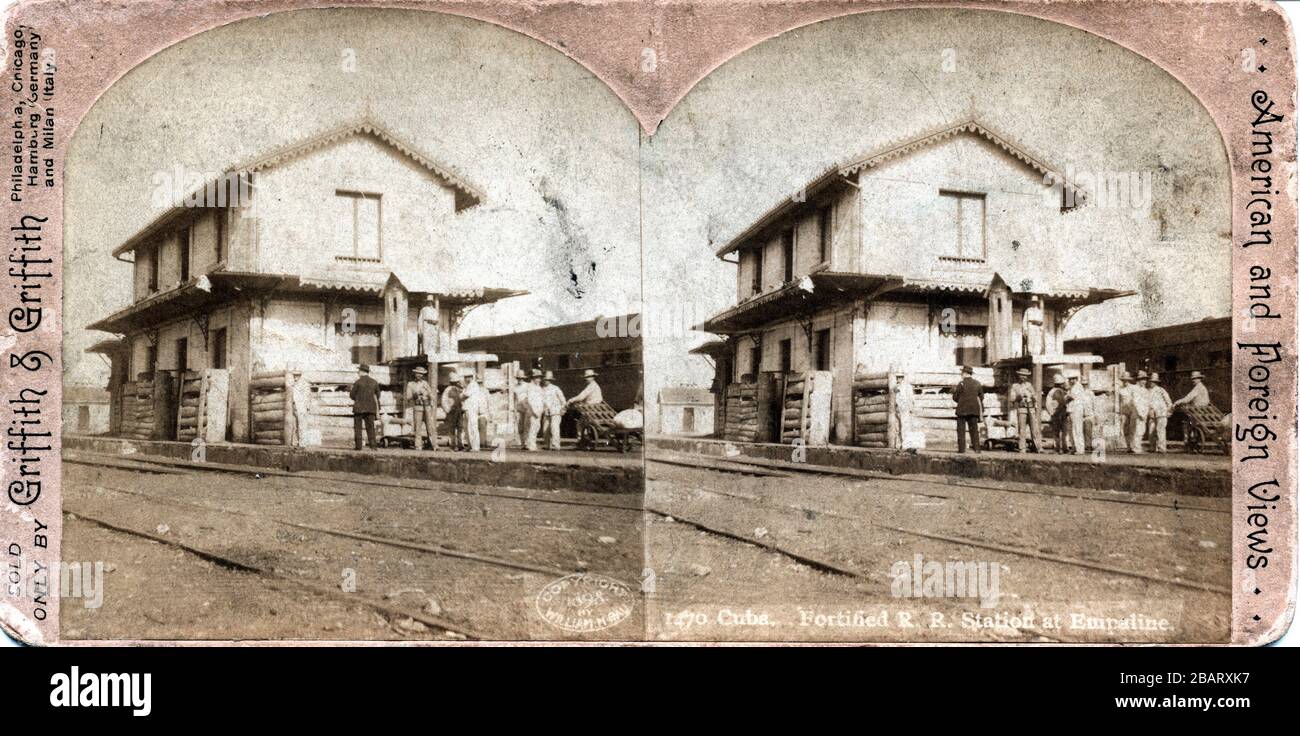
[643, 459, 1231, 643]
[60, 459, 645, 642]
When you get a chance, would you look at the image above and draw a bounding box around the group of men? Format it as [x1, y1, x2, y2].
[350, 364, 614, 453]
[512, 368, 603, 451]
[348, 363, 489, 452]
[934, 365, 1213, 455]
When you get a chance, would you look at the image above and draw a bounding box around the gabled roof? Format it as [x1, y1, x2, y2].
[715, 117, 1088, 257]
[838, 118, 1084, 195]
[112, 117, 484, 257]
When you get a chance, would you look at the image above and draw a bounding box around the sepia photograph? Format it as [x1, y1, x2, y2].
[640, 7, 1234, 642]
[0, 0, 1292, 670]
[59, 7, 645, 641]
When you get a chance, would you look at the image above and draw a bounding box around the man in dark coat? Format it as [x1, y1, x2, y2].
[350, 364, 382, 451]
[953, 365, 983, 453]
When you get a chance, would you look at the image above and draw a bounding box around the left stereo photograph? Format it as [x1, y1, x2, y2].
[59, 7, 646, 641]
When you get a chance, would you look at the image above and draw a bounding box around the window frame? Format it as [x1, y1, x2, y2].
[937, 189, 987, 262]
[817, 204, 833, 265]
[146, 245, 160, 293]
[335, 189, 384, 262]
[781, 228, 795, 283]
[178, 226, 192, 283]
[813, 328, 832, 372]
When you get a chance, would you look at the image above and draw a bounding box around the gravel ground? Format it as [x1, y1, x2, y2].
[61, 460, 645, 642]
[644, 461, 1230, 643]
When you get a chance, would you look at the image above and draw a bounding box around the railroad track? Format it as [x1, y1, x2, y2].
[67, 509, 489, 640]
[647, 450, 1228, 514]
[64, 460, 644, 641]
[644, 470, 1231, 597]
[65, 450, 642, 513]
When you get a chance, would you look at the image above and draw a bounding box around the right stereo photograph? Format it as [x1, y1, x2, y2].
[639, 7, 1232, 643]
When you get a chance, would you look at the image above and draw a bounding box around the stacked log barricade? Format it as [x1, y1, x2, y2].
[722, 382, 758, 442]
[852, 372, 889, 448]
[175, 369, 230, 444]
[250, 367, 397, 447]
[779, 374, 808, 444]
[119, 378, 156, 440]
[250, 371, 291, 445]
[854, 368, 1001, 449]
[176, 372, 202, 442]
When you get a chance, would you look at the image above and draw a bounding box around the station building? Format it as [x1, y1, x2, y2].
[87, 118, 524, 443]
[697, 119, 1138, 446]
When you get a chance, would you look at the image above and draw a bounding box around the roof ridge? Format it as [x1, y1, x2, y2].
[838, 117, 1082, 201]
[234, 116, 485, 204]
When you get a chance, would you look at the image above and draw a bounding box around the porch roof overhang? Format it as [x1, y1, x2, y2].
[688, 338, 731, 357]
[697, 271, 904, 334]
[696, 270, 1136, 335]
[88, 271, 527, 334]
[86, 336, 126, 355]
[87, 272, 287, 334]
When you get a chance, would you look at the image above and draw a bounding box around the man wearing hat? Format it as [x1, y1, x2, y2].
[349, 364, 381, 451]
[461, 371, 485, 452]
[567, 369, 604, 408]
[404, 366, 436, 451]
[1007, 367, 1042, 453]
[1045, 373, 1070, 453]
[1172, 371, 1212, 448]
[891, 369, 915, 451]
[1145, 372, 1173, 453]
[1064, 370, 1090, 455]
[1173, 371, 1211, 409]
[516, 369, 543, 451]
[539, 371, 567, 451]
[441, 370, 466, 451]
[1118, 371, 1149, 453]
[952, 365, 983, 453]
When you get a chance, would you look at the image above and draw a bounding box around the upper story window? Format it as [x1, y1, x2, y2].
[751, 246, 764, 295]
[817, 205, 832, 264]
[781, 228, 795, 283]
[178, 226, 191, 283]
[337, 190, 382, 262]
[146, 245, 160, 293]
[215, 209, 226, 264]
[938, 190, 986, 262]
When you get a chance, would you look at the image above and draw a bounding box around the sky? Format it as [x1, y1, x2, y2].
[639, 8, 1232, 407]
[65, 7, 1232, 428]
[63, 7, 641, 387]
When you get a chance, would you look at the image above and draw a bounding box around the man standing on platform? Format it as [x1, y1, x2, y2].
[1045, 374, 1070, 453]
[953, 365, 983, 454]
[1118, 372, 1148, 453]
[540, 371, 567, 451]
[441, 370, 465, 451]
[1065, 370, 1090, 456]
[349, 364, 381, 451]
[460, 371, 484, 452]
[516, 369, 543, 451]
[891, 369, 915, 452]
[404, 366, 435, 450]
[1007, 367, 1042, 453]
[1146, 372, 1173, 453]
